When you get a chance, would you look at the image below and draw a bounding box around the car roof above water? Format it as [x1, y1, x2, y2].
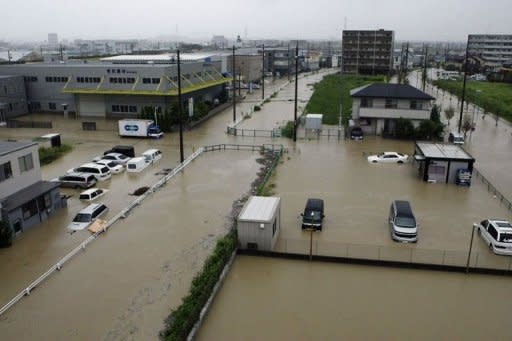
[393, 200, 414, 217]
[306, 198, 324, 211]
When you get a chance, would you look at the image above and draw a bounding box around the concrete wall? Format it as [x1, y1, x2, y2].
[0, 75, 28, 119]
[0, 143, 41, 199]
[227, 55, 262, 83]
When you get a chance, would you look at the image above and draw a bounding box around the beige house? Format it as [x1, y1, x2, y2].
[350, 83, 434, 135]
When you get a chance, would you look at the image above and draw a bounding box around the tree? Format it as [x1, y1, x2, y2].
[0, 220, 13, 248]
[461, 114, 473, 139]
[395, 117, 415, 139]
[416, 120, 436, 140]
[430, 104, 441, 123]
[444, 106, 455, 126]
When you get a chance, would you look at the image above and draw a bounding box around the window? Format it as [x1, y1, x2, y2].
[272, 220, 277, 237]
[129, 105, 137, 113]
[152, 78, 160, 84]
[112, 105, 120, 112]
[142, 78, 151, 84]
[361, 98, 373, 108]
[22, 199, 38, 219]
[0, 161, 13, 182]
[49, 102, 57, 110]
[410, 100, 422, 109]
[488, 225, 499, 240]
[44, 193, 51, 208]
[18, 153, 34, 172]
[385, 99, 397, 108]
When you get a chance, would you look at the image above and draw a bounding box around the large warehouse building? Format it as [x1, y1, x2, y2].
[0, 53, 231, 118]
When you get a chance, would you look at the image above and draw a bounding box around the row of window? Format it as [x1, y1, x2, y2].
[112, 105, 137, 113]
[142, 78, 160, 84]
[45, 76, 68, 83]
[109, 77, 135, 84]
[77, 77, 101, 83]
[107, 68, 126, 74]
[360, 98, 423, 110]
[24, 76, 38, 82]
[21, 193, 51, 220]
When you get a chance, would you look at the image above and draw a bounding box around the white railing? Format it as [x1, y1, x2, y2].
[0, 148, 204, 317]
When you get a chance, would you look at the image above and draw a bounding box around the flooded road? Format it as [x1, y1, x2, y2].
[197, 256, 512, 341]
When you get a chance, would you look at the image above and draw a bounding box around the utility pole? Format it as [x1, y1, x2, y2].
[59, 44, 64, 62]
[7, 50, 11, 63]
[177, 50, 184, 163]
[339, 43, 344, 131]
[232, 46, 236, 123]
[261, 44, 265, 100]
[403, 42, 410, 83]
[293, 41, 299, 142]
[238, 67, 241, 97]
[287, 43, 291, 81]
[422, 45, 428, 91]
[458, 37, 469, 134]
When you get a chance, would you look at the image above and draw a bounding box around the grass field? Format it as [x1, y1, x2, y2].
[305, 74, 386, 125]
[433, 79, 512, 122]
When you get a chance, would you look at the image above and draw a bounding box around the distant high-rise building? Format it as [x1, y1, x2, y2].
[468, 34, 512, 66]
[342, 29, 394, 75]
[48, 33, 58, 46]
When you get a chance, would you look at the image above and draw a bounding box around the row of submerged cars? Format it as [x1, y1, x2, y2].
[50, 145, 162, 232]
[299, 198, 512, 256]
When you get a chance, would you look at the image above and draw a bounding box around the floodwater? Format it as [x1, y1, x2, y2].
[1, 68, 512, 339]
[197, 256, 512, 341]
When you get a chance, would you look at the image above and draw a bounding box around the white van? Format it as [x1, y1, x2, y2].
[142, 149, 162, 164]
[68, 163, 112, 181]
[79, 188, 108, 201]
[67, 203, 109, 231]
[126, 157, 149, 173]
[448, 131, 464, 145]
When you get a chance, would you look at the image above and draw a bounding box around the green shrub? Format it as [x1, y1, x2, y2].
[162, 231, 238, 341]
[395, 118, 415, 139]
[280, 121, 294, 138]
[254, 105, 261, 111]
[0, 220, 13, 248]
[38, 144, 72, 166]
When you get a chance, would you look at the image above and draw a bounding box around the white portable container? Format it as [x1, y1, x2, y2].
[305, 114, 323, 130]
[126, 157, 149, 173]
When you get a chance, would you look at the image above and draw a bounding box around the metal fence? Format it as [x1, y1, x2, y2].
[6, 120, 52, 129]
[0, 148, 204, 317]
[203, 143, 285, 154]
[473, 168, 512, 212]
[273, 238, 512, 272]
[226, 126, 281, 138]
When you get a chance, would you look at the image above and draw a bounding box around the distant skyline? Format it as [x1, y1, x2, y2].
[1, 0, 511, 43]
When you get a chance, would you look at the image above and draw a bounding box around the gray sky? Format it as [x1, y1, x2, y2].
[2, 0, 511, 42]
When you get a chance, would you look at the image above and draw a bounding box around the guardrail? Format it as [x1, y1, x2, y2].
[226, 126, 281, 138]
[473, 168, 512, 212]
[0, 147, 204, 317]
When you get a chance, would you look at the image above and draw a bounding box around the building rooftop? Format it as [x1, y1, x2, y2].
[350, 83, 435, 100]
[1, 181, 59, 209]
[100, 53, 221, 64]
[0, 140, 37, 157]
[416, 142, 474, 160]
[238, 196, 280, 223]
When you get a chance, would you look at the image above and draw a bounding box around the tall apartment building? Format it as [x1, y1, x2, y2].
[468, 34, 512, 66]
[342, 29, 394, 75]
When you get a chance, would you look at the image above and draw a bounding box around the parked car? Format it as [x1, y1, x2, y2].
[79, 188, 108, 201]
[368, 152, 409, 164]
[51, 173, 97, 189]
[93, 152, 130, 165]
[448, 131, 464, 144]
[476, 219, 512, 255]
[350, 127, 364, 140]
[94, 159, 125, 174]
[301, 198, 325, 231]
[67, 163, 112, 181]
[389, 200, 418, 243]
[126, 156, 149, 173]
[142, 149, 162, 164]
[103, 145, 135, 158]
[67, 203, 109, 231]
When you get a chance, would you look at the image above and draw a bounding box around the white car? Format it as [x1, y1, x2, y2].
[94, 159, 125, 174]
[93, 152, 130, 165]
[368, 152, 408, 164]
[477, 219, 512, 256]
[79, 188, 108, 201]
[67, 203, 108, 231]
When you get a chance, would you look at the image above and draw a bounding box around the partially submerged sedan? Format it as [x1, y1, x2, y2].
[368, 152, 408, 164]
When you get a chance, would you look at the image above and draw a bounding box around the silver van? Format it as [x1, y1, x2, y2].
[68, 163, 112, 181]
[389, 200, 418, 242]
[448, 131, 464, 144]
[52, 173, 97, 189]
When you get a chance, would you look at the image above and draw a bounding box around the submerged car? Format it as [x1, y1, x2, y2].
[94, 159, 125, 174]
[477, 219, 512, 256]
[79, 188, 108, 202]
[93, 152, 130, 165]
[368, 152, 408, 164]
[301, 198, 325, 231]
[350, 127, 364, 140]
[67, 203, 108, 231]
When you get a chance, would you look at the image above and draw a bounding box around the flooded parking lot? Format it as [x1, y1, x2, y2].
[197, 255, 512, 341]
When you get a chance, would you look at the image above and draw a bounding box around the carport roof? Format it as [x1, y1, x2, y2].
[1, 181, 60, 211]
[416, 142, 474, 160]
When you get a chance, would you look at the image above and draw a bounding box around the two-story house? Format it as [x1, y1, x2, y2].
[350, 83, 435, 135]
[0, 140, 65, 243]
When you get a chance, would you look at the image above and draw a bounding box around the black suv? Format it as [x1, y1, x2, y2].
[301, 198, 325, 231]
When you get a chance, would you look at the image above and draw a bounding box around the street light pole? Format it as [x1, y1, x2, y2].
[177, 50, 184, 163]
[458, 37, 469, 134]
[232, 45, 236, 123]
[293, 41, 299, 142]
[466, 224, 477, 273]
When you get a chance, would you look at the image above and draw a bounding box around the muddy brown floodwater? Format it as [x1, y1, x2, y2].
[197, 256, 512, 341]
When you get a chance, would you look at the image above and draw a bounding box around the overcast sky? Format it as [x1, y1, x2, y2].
[2, 0, 511, 42]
